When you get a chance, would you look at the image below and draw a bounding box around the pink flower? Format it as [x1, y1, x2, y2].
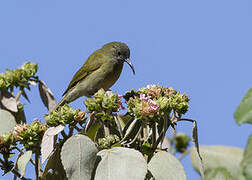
[139, 94, 151, 100]
[148, 99, 159, 113]
[118, 95, 125, 110]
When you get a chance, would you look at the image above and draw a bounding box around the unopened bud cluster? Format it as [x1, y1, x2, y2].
[125, 84, 189, 120]
[0, 62, 38, 90]
[84, 89, 123, 121]
[98, 134, 120, 149]
[0, 121, 47, 153]
[44, 104, 86, 127]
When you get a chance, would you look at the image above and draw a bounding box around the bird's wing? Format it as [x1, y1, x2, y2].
[62, 49, 104, 96]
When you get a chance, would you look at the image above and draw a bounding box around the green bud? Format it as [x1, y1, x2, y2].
[98, 135, 120, 149]
[84, 89, 121, 114]
[174, 133, 190, 153]
[17, 121, 47, 153]
[45, 104, 85, 126]
[0, 62, 38, 90]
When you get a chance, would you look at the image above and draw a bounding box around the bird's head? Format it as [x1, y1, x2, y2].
[103, 41, 135, 74]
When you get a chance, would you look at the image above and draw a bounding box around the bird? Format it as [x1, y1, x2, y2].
[54, 41, 135, 110]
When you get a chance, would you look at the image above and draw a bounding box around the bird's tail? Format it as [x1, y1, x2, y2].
[52, 97, 67, 112]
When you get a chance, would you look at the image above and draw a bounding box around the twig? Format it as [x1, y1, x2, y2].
[15, 89, 23, 101]
[178, 149, 190, 161]
[35, 153, 39, 180]
[151, 122, 156, 148]
[114, 115, 123, 137]
[103, 121, 110, 137]
[61, 130, 68, 139]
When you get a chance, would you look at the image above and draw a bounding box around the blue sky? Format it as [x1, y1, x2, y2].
[0, 0, 251, 179]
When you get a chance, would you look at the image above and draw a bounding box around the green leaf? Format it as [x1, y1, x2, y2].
[95, 147, 147, 180]
[191, 145, 244, 178]
[241, 135, 252, 179]
[0, 109, 16, 135]
[121, 118, 142, 145]
[234, 88, 252, 125]
[117, 114, 132, 129]
[61, 134, 98, 180]
[17, 150, 32, 178]
[204, 167, 233, 180]
[86, 120, 101, 141]
[148, 151, 187, 180]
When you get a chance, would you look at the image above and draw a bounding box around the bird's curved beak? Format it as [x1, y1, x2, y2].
[124, 58, 135, 75]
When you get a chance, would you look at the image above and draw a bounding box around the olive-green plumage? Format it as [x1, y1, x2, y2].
[54, 41, 135, 110]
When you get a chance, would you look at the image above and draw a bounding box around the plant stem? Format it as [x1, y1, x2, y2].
[178, 149, 190, 161]
[104, 121, 110, 137]
[61, 130, 68, 139]
[114, 115, 123, 137]
[15, 89, 23, 101]
[151, 122, 156, 148]
[35, 153, 39, 180]
[142, 121, 148, 142]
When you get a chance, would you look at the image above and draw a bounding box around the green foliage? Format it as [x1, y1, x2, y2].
[173, 133, 190, 153]
[44, 104, 86, 126]
[148, 151, 187, 180]
[98, 134, 120, 149]
[61, 134, 98, 180]
[17, 121, 47, 153]
[126, 84, 189, 121]
[85, 89, 121, 113]
[0, 62, 38, 90]
[234, 88, 252, 125]
[204, 167, 233, 180]
[241, 135, 252, 179]
[190, 145, 245, 179]
[0, 109, 16, 136]
[95, 147, 147, 180]
[6, 62, 252, 180]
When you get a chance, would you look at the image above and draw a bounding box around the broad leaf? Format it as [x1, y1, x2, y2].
[0, 109, 16, 135]
[204, 167, 233, 180]
[148, 151, 187, 180]
[17, 150, 32, 178]
[241, 135, 252, 179]
[86, 120, 101, 141]
[95, 147, 147, 180]
[191, 145, 244, 178]
[234, 88, 252, 125]
[38, 80, 57, 112]
[61, 134, 98, 180]
[41, 125, 64, 164]
[0, 90, 18, 112]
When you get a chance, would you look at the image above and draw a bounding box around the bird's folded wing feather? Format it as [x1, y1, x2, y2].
[62, 49, 105, 96]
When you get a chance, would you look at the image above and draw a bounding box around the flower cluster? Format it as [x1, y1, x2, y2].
[125, 84, 189, 120]
[44, 104, 86, 127]
[17, 121, 47, 153]
[0, 121, 47, 154]
[84, 89, 124, 122]
[84, 89, 122, 113]
[0, 62, 38, 90]
[98, 134, 120, 149]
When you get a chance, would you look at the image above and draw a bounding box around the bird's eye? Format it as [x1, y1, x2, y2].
[117, 52, 121, 56]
